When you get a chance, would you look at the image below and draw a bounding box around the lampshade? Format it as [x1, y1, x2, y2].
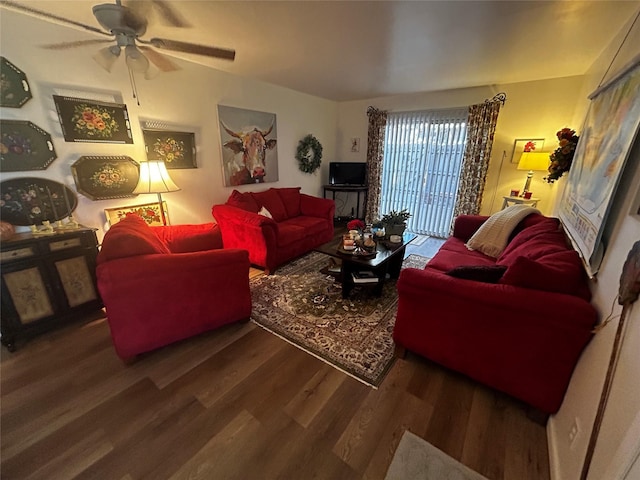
[93, 45, 121, 72]
[517, 152, 550, 171]
[133, 161, 180, 194]
[125, 45, 150, 74]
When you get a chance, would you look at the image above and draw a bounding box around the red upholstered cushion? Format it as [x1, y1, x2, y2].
[151, 223, 223, 253]
[227, 189, 259, 213]
[276, 187, 302, 218]
[497, 219, 566, 267]
[500, 252, 591, 299]
[98, 215, 170, 264]
[252, 188, 288, 222]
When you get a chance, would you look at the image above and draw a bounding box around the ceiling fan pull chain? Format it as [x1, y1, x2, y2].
[128, 66, 141, 106]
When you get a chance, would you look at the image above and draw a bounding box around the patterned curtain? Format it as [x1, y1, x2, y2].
[452, 93, 506, 219]
[365, 106, 388, 223]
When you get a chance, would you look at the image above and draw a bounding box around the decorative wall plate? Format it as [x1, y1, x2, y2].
[0, 120, 57, 172]
[142, 129, 196, 169]
[0, 57, 32, 108]
[53, 95, 133, 144]
[71, 156, 139, 200]
[0, 177, 78, 225]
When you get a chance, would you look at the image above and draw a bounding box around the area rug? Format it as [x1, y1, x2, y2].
[385, 430, 490, 480]
[250, 252, 429, 387]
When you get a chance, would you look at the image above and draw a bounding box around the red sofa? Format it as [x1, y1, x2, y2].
[394, 213, 597, 414]
[96, 215, 251, 360]
[212, 187, 335, 274]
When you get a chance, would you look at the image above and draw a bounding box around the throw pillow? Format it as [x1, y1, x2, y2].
[500, 253, 591, 299]
[258, 206, 273, 219]
[276, 187, 302, 218]
[446, 265, 507, 283]
[252, 189, 288, 222]
[226, 189, 259, 213]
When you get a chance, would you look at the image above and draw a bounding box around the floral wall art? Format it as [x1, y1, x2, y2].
[142, 129, 196, 169]
[53, 95, 133, 144]
[71, 156, 140, 200]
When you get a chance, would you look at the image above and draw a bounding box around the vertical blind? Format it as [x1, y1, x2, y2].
[380, 108, 468, 238]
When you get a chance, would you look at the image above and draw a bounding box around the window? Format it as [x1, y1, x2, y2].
[380, 108, 467, 238]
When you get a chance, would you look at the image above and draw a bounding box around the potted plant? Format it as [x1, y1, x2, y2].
[381, 209, 411, 236]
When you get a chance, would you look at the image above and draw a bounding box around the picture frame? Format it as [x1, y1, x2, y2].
[0, 120, 57, 172]
[53, 95, 133, 143]
[105, 201, 169, 226]
[1, 56, 32, 108]
[511, 138, 545, 163]
[71, 156, 140, 201]
[218, 104, 278, 186]
[142, 129, 196, 169]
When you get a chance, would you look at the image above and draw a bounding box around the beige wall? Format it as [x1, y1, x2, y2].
[0, 9, 337, 242]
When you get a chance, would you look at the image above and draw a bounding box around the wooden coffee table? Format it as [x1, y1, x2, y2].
[314, 233, 417, 297]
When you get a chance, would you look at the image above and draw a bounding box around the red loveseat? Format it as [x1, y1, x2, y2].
[393, 213, 597, 414]
[96, 215, 251, 360]
[212, 187, 335, 274]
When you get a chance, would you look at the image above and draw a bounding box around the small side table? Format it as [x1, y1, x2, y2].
[502, 195, 539, 209]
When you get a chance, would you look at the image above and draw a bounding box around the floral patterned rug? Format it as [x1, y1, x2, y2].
[250, 252, 430, 387]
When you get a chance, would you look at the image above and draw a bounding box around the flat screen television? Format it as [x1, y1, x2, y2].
[329, 162, 367, 186]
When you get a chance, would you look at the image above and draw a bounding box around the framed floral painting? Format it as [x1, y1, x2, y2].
[511, 138, 545, 163]
[105, 201, 169, 226]
[142, 129, 196, 169]
[0, 120, 57, 172]
[71, 156, 140, 201]
[0, 57, 32, 108]
[53, 95, 133, 144]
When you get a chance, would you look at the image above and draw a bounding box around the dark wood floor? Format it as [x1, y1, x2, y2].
[1, 308, 550, 480]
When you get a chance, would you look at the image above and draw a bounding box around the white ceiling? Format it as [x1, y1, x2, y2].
[2, 0, 639, 102]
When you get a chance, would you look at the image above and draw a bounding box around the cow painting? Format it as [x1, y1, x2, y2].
[218, 105, 279, 187]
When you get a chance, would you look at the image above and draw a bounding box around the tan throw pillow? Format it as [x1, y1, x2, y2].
[258, 206, 273, 219]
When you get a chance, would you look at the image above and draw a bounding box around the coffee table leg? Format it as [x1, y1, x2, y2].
[341, 262, 355, 298]
[387, 246, 407, 279]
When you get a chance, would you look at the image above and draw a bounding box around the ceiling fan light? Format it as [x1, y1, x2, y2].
[93, 46, 120, 72]
[125, 45, 150, 73]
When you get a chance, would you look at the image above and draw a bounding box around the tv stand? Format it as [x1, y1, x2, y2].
[323, 185, 368, 220]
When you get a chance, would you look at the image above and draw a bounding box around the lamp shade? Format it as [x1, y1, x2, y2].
[517, 152, 550, 171]
[133, 161, 180, 194]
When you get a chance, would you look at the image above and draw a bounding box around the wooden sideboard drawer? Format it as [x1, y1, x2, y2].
[49, 237, 82, 252]
[0, 247, 35, 262]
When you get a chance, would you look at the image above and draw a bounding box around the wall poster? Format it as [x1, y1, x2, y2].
[559, 60, 640, 276]
[217, 105, 278, 186]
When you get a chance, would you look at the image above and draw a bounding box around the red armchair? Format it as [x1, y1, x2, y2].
[212, 187, 335, 274]
[96, 216, 251, 360]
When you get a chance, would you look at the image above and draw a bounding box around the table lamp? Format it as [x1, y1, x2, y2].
[133, 160, 180, 225]
[517, 152, 549, 196]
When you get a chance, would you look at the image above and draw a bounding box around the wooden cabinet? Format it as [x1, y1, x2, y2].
[1, 227, 103, 351]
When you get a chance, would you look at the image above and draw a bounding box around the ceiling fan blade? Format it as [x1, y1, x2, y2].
[0, 0, 111, 36]
[40, 39, 114, 50]
[149, 38, 235, 61]
[150, 0, 191, 28]
[138, 45, 181, 72]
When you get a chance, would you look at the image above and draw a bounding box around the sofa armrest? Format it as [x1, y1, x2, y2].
[452, 215, 490, 241]
[300, 194, 335, 221]
[212, 204, 278, 269]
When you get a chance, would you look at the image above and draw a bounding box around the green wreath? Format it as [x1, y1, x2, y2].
[296, 134, 323, 174]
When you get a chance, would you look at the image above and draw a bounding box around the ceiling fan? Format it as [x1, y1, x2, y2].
[0, 0, 236, 78]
